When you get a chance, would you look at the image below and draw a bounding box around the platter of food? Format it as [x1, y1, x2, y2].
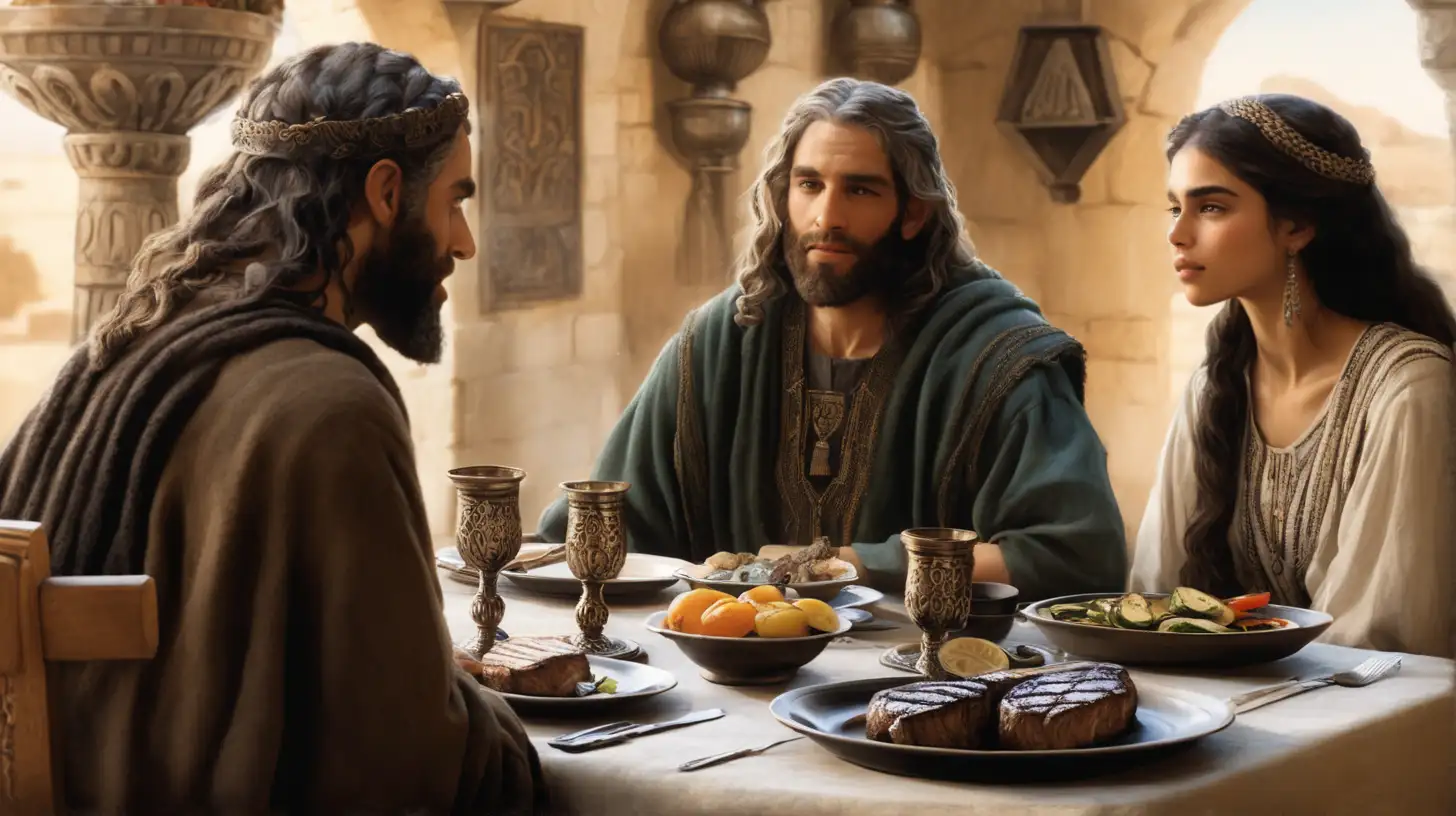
[1019, 588, 1333, 666]
[769, 662, 1233, 780]
[458, 635, 676, 713]
[644, 585, 852, 684]
[675, 538, 859, 601]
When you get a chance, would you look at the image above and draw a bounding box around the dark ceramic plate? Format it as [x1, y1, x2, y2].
[769, 675, 1233, 781]
[644, 609, 852, 686]
[1019, 592, 1333, 667]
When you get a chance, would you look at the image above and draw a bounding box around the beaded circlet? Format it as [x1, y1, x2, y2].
[1216, 97, 1376, 185]
[229, 92, 470, 161]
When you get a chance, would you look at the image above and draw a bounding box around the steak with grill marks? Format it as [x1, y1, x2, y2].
[997, 664, 1137, 750]
[471, 636, 591, 697]
[865, 680, 996, 749]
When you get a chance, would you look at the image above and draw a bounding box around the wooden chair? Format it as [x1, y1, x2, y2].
[0, 520, 158, 815]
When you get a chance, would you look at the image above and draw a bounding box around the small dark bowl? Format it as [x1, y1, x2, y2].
[957, 613, 1016, 643]
[644, 610, 852, 686]
[971, 582, 1020, 616]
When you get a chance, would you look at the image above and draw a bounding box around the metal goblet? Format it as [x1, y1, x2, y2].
[447, 465, 526, 658]
[561, 480, 641, 660]
[902, 527, 977, 679]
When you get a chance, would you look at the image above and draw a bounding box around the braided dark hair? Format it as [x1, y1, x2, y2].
[90, 42, 467, 366]
[1169, 94, 1456, 595]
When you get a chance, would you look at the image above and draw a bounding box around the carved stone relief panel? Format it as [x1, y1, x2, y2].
[478, 17, 584, 312]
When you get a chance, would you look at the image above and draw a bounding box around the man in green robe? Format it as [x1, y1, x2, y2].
[539, 78, 1126, 601]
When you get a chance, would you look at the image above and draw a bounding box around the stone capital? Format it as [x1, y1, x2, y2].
[1410, 1, 1456, 79]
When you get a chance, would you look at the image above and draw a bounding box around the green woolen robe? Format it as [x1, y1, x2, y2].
[538, 262, 1127, 601]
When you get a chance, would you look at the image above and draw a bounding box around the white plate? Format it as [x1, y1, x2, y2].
[439, 547, 690, 600]
[496, 655, 677, 714]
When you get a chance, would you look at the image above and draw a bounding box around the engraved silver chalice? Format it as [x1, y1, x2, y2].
[901, 527, 977, 679]
[561, 480, 641, 660]
[448, 465, 526, 658]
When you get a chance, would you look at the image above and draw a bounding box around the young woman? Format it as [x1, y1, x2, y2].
[1131, 94, 1456, 657]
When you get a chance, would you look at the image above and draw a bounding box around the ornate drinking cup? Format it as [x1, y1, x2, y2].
[561, 480, 640, 659]
[902, 527, 977, 678]
[448, 465, 526, 658]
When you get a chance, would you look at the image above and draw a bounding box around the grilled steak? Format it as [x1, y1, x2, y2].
[997, 664, 1137, 750]
[474, 636, 591, 697]
[865, 680, 996, 749]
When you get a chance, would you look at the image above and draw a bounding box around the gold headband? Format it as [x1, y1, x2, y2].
[1216, 97, 1375, 185]
[230, 92, 470, 160]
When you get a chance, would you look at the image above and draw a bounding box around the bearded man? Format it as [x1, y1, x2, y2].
[0, 43, 545, 813]
[538, 78, 1127, 600]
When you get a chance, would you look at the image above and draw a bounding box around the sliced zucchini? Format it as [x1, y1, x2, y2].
[1048, 603, 1091, 621]
[1170, 586, 1236, 626]
[1148, 596, 1172, 621]
[1111, 593, 1156, 629]
[1157, 616, 1232, 634]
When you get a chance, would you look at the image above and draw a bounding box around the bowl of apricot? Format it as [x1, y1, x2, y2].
[644, 586, 852, 685]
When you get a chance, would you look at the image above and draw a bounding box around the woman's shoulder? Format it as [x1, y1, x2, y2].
[1344, 324, 1453, 420]
[1350, 323, 1452, 392]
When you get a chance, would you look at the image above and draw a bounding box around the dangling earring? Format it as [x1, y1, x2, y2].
[1283, 250, 1301, 327]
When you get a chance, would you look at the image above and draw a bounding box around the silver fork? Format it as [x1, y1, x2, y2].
[1233, 655, 1403, 714]
[677, 736, 804, 772]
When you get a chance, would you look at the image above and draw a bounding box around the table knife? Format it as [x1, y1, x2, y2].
[549, 708, 726, 753]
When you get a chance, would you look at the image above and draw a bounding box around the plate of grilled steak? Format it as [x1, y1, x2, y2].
[458, 635, 676, 713]
[1021, 589, 1333, 666]
[769, 663, 1232, 779]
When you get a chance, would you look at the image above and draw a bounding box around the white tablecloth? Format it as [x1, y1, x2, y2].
[439, 570, 1455, 815]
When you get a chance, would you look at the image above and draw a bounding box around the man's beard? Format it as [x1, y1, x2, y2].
[782, 218, 918, 308]
[351, 215, 451, 364]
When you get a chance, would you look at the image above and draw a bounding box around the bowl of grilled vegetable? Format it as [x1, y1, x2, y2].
[1019, 587, 1333, 666]
[644, 585, 852, 685]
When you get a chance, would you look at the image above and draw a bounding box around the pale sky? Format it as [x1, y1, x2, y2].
[0, 0, 1447, 152]
[1198, 0, 1448, 137]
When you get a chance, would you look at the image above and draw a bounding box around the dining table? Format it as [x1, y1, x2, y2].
[437, 564, 1455, 815]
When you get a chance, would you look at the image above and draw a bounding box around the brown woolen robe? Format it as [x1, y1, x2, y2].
[52, 336, 545, 813]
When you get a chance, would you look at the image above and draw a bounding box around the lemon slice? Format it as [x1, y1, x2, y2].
[937, 637, 1010, 678]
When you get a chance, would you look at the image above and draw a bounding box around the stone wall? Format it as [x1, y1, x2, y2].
[917, 0, 1251, 536]
[444, 0, 634, 528]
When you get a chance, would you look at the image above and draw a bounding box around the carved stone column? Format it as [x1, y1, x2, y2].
[658, 0, 771, 285]
[0, 3, 278, 343]
[1410, 0, 1456, 178]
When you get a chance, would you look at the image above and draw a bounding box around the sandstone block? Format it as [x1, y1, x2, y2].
[586, 97, 619, 158]
[574, 312, 625, 363]
[1082, 317, 1160, 363]
[506, 312, 576, 371]
[453, 320, 510, 380]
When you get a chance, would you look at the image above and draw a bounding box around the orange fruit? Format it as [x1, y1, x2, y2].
[664, 588, 733, 634]
[755, 606, 811, 638]
[738, 585, 785, 604]
[793, 598, 840, 632]
[699, 599, 758, 638]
